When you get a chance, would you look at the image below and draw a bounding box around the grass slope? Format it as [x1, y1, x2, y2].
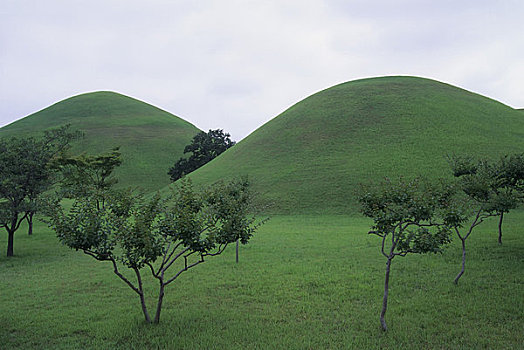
[184, 76, 524, 214]
[1, 215, 522, 349]
[0, 92, 200, 191]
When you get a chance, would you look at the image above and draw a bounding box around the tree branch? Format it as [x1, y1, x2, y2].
[158, 241, 183, 274]
[14, 212, 29, 232]
[368, 230, 385, 238]
[164, 254, 205, 286]
[83, 249, 110, 261]
[81, 250, 143, 295]
[454, 226, 463, 241]
[381, 235, 388, 258]
[402, 221, 444, 231]
[106, 256, 141, 295]
[133, 266, 145, 293]
[162, 246, 191, 273]
[145, 262, 159, 279]
[394, 250, 411, 257]
[203, 243, 229, 257]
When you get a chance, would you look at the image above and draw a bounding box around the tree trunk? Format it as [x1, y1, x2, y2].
[133, 267, 152, 323]
[6, 213, 18, 257]
[454, 238, 466, 284]
[498, 212, 503, 245]
[154, 283, 165, 324]
[7, 229, 15, 257]
[139, 291, 152, 323]
[380, 257, 393, 331]
[236, 239, 239, 264]
[27, 212, 34, 236]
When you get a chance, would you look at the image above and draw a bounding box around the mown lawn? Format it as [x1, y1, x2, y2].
[1, 214, 523, 349]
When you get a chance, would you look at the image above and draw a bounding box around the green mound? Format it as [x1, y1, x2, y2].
[183, 76, 524, 214]
[0, 91, 200, 191]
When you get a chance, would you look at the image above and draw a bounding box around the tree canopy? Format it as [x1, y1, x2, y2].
[168, 129, 235, 182]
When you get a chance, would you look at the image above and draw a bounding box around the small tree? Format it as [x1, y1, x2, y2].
[444, 199, 495, 285]
[446, 157, 521, 283]
[51, 147, 122, 210]
[357, 177, 454, 331]
[493, 154, 524, 243]
[168, 129, 235, 181]
[46, 173, 261, 324]
[0, 126, 79, 256]
[448, 154, 524, 244]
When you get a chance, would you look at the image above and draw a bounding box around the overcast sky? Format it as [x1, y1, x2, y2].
[1, 0, 523, 140]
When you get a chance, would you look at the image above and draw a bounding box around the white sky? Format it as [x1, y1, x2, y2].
[1, 0, 523, 140]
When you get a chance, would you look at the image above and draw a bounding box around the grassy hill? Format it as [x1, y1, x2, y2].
[183, 76, 524, 214]
[0, 92, 200, 192]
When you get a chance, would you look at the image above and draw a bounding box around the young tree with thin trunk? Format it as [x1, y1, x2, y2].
[357, 177, 454, 331]
[45, 175, 261, 324]
[448, 154, 524, 245]
[493, 154, 524, 243]
[446, 157, 521, 284]
[51, 147, 122, 210]
[448, 208, 494, 284]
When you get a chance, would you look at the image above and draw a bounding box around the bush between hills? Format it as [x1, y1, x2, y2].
[168, 129, 235, 182]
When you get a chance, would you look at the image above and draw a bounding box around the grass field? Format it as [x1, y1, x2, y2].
[1, 213, 522, 349]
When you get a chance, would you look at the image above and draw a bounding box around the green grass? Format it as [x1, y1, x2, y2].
[180, 76, 524, 214]
[0, 92, 200, 192]
[1, 213, 522, 349]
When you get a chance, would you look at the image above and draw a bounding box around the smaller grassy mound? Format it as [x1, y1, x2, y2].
[0, 92, 200, 191]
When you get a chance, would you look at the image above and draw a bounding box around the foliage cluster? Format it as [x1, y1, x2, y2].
[51, 147, 122, 210]
[167, 129, 235, 182]
[168, 129, 235, 182]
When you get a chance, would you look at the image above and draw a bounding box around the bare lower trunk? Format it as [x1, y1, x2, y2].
[133, 268, 151, 323]
[7, 229, 15, 257]
[154, 283, 165, 324]
[380, 257, 393, 331]
[498, 212, 503, 245]
[7, 213, 18, 257]
[454, 238, 466, 284]
[236, 240, 239, 264]
[139, 291, 152, 323]
[27, 212, 34, 236]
